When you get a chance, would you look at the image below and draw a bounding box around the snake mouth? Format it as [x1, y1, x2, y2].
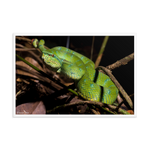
[43, 58, 61, 67]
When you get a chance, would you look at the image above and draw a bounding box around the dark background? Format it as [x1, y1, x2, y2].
[26, 36, 134, 101]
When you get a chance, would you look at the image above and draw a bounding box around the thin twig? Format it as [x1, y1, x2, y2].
[16, 48, 37, 51]
[66, 36, 70, 48]
[95, 36, 109, 68]
[16, 43, 25, 48]
[90, 109, 100, 114]
[106, 53, 134, 70]
[46, 100, 130, 114]
[90, 36, 95, 60]
[129, 93, 134, 98]
[16, 36, 49, 49]
[116, 94, 128, 110]
[16, 36, 32, 42]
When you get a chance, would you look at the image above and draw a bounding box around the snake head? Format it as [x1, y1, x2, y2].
[42, 51, 62, 71]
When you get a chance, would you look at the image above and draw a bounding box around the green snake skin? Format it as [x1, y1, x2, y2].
[32, 39, 118, 104]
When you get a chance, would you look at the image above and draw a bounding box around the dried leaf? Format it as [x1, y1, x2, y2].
[16, 101, 46, 114]
[127, 110, 134, 114]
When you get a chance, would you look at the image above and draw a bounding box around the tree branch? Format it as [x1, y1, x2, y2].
[16, 36, 49, 49]
[95, 36, 109, 68]
[46, 100, 130, 114]
[106, 53, 134, 70]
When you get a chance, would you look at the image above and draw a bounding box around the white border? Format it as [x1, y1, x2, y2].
[13, 34, 16, 117]
[13, 30, 138, 33]
[13, 33, 136, 118]
[10, 33, 11, 116]
[14, 33, 136, 36]
[134, 34, 137, 117]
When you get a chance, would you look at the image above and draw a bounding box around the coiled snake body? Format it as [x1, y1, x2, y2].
[32, 39, 118, 104]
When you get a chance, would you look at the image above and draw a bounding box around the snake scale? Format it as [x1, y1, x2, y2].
[32, 39, 118, 104]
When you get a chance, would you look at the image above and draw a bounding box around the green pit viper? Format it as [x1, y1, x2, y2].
[32, 39, 118, 104]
